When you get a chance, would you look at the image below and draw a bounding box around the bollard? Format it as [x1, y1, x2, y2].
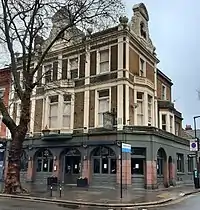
[59, 185, 62, 198]
[50, 185, 53, 197]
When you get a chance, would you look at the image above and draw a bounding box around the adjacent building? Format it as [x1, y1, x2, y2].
[0, 66, 10, 180]
[7, 3, 193, 189]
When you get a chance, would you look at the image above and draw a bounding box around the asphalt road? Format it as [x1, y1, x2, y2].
[152, 194, 200, 210]
[0, 198, 102, 210]
[1, 194, 200, 210]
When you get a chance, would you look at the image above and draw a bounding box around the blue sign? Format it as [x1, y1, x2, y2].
[122, 143, 131, 153]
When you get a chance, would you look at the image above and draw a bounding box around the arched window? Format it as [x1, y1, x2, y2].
[157, 148, 166, 176]
[36, 149, 53, 172]
[20, 150, 28, 172]
[92, 146, 116, 174]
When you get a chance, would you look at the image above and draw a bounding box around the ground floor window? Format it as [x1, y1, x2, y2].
[131, 158, 144, 175]
[177, 153, 184, 173]
[36, 149, 53, 172]
[187, 156, 194, 173]
[92, 146, 116, 174]
[20, 150, 28, 172]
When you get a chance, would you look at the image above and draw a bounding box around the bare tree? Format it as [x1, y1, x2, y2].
[0, 0, 124, 194]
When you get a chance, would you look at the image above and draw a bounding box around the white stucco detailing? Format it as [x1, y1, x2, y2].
[125, 37, 130, 78]
[134, 89, 138, 125]
[57, 54, 63, 80]
[125, 85, 129, 125]
[118, 37, 124, 78]
[144, 92, 148, 126]
[58, 94, 63, 128]
[85, 45, 90, 85]
[117, 84, 124, 128]
[29, 99, 35, 134]
[84, 90, 89, 130]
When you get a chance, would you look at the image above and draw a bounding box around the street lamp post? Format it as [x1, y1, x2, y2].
[194, 116, 200, 179]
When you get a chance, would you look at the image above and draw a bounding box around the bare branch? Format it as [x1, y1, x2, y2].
[0, 98, 16, 135]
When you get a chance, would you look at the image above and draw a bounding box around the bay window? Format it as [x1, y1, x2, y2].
[63, 94, 71, 128]
[137, 92, 144, 125]
[98, 89, 110, 126]
[49, 95, 58, 129]
[99, 49, 109, 73]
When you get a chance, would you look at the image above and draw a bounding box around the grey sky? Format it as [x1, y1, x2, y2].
[124, 0, 200, 128]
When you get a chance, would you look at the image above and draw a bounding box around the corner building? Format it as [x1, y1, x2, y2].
[7, 3, 193, 189]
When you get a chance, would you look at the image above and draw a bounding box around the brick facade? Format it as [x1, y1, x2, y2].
[0, 67, 11, 138]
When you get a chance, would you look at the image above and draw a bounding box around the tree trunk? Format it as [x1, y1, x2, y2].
[4, 126, 27, 194]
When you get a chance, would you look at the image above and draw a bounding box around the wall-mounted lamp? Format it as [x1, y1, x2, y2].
[83, 155, 87, 160]
[53, 156, 57, 161]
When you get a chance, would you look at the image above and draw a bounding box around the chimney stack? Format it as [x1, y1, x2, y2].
[185, 125, 192, 130]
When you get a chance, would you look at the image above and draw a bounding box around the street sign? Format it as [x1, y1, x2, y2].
[122, 143, 131, 153]
[190, 140, 198, 152]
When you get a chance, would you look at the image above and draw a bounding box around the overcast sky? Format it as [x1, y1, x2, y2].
[124, 0, 200, 128]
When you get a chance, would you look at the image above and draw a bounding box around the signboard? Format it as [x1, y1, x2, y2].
[122, 143, 131, 153]
[190, 140, 198, 152]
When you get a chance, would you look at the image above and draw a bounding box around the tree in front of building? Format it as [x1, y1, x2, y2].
[0, 0, 124, 194]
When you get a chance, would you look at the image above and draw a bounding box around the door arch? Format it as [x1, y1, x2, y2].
[60, 148, 81, 184]
[91, 146, 117, 187]
[157, 148, 167, 187]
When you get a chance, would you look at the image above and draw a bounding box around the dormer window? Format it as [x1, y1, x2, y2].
[140, 22, 146, 39]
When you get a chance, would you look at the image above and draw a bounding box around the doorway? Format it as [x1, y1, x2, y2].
[63, 149, 81, 184]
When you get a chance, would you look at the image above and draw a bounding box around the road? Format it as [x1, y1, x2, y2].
[0, 194, 200, 210]
[152, 194, 200, 210]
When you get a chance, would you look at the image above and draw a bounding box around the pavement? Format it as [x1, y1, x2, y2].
[0, 183, 200, 208]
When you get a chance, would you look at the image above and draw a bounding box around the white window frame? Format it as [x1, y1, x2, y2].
[161, 114, 167, 131]
[62, 94, 71, 129]
[96, 88, 111, 127]
[97, 46, 111, 75]
[139, 56, 146, 77]
[169, 115, 173, 133]
[44, 63, 53, 83]
[175, 122, 180, 136]
[148, 95, 152, 126]
[137, 92, 144, 126]
[161, 84, 167, 100]
[48, 95, 59, 129]
[68, 55, 80, 79]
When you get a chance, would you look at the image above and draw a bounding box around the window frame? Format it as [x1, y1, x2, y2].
[97, 88, 111, 127]
[161, 114, 167, 131]
[97, 47, 111, 75]
[137, 92, 144, 126]
[69, 56, 79, 79]
[161, 84, 167, 100]
[44, 63, 53, 84]
[62, 94, 71, 129]
[48, 95, 59, 129]
[169, 115, 173, 133]
[139, 57, 146, 77]
[187, 156, 194, 173]
[148, 95, 153, 126]
[177, 153, 184, 173]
